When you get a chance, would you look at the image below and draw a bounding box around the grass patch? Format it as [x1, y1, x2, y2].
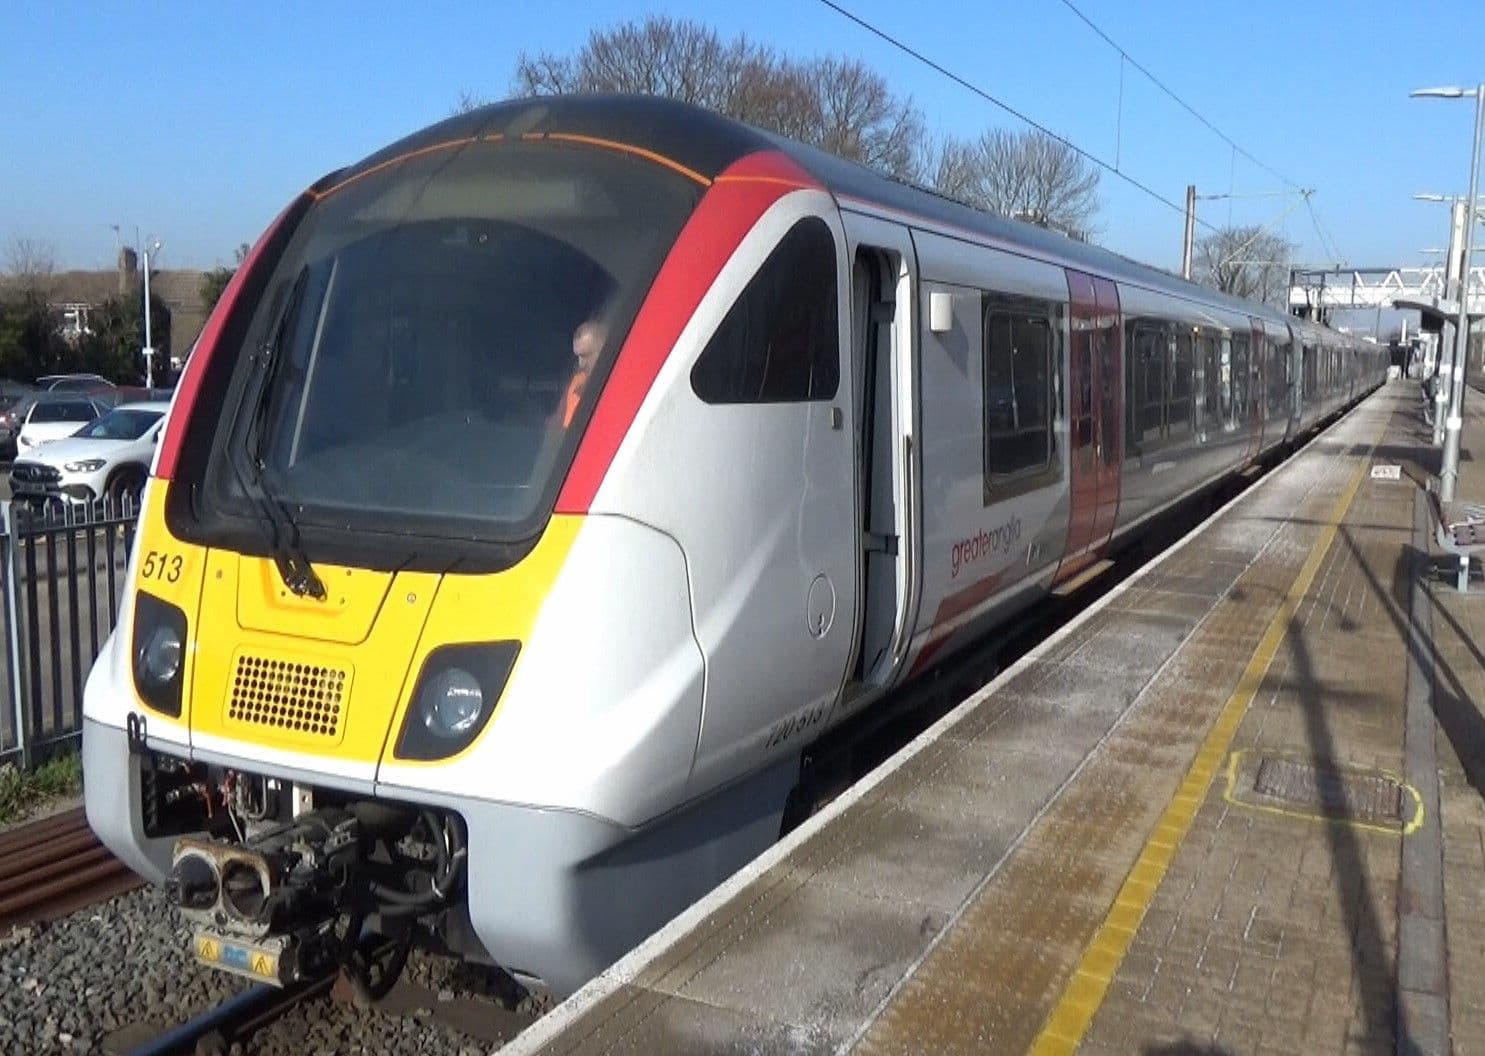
[0, 751, 83, 826]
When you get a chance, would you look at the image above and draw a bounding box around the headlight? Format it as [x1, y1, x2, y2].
[132, 592, 187, 716]
[394, 642, 519, 761]
[423, 667, 484, 738]
[64, 459, 106, 472]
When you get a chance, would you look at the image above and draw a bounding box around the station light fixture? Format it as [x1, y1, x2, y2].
[1411, 82, 1485, 501]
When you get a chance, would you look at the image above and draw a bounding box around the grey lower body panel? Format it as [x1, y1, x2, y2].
[81, 717, 797, 998]
[388, 757, 797, 996]
[82, 717, 179, 884]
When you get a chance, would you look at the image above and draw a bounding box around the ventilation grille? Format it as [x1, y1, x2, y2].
[228, 654, 347, 740]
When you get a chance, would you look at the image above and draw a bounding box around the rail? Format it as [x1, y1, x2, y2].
[0, 806, 139, 931]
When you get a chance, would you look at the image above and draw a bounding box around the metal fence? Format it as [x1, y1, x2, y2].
[0, 498, 139, 767]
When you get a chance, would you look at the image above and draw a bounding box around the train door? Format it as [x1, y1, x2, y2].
[1059, 270, 1100, 572]
[847, 232, 919, 696]
[1245, 319, 1266, 463]
[1056, 270, 1122, 583]
[1090, 277, 1123, 548]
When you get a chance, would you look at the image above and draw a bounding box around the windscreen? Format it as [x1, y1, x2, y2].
[32, 402, 97, 423]
[76, 408, 161, 440]
[211, 138, 699, 542]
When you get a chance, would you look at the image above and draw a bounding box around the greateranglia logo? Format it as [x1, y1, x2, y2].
[950, 517, 1022, 579]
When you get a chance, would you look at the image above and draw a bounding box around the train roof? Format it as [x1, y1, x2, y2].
[335, 94, 1348, 343]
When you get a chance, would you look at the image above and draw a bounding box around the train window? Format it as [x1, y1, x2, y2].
[1096, 319, 1120, 461]
[1230, 333, 1250, 427]
[1266, 339, 1288, 414]
[982, 303, 1056, 493]
[1130, 323, 1166, 447]
[1199, 333, 1225, 430]
[691, 218, 840, 404]
[1170, 330, 1194, 438]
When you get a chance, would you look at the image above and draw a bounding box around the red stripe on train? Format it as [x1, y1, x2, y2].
[908, 569, 1009, 677]
[555, 150, 820, 513]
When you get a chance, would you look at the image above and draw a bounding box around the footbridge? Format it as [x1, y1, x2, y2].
[1289, 264, 1485, 322]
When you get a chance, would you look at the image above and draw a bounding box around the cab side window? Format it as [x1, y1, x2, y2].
[691, 218, 840, 404]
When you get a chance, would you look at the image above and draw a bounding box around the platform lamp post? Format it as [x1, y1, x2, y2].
[1412, 84, 1485, 502]
[1413, 195, 1470, 444]
[141, 237, 161, 389]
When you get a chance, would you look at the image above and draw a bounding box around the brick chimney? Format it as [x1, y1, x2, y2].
[118, 247, 138, 296]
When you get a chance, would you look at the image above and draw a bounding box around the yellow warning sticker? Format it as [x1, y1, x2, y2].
[192, 930, 281, 984]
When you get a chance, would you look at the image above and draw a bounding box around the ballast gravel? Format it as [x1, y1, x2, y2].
[0, 885, 527, 1054]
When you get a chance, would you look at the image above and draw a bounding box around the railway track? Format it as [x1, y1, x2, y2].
[0, 806, 140, 933]
[104, 957, 541, 1056]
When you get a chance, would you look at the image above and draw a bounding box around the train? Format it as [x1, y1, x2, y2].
[82, 95, 1386, 1000]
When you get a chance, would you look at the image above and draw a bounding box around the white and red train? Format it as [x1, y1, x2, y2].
[83, 95, 1384, 998]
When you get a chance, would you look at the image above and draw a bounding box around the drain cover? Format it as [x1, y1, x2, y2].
[1252, 757, 1405, 824]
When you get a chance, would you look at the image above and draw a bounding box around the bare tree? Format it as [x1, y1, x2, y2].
[1194, 225, 1294, 307]
[5, 236, 57, 296]
[451, 89, 493, 116]
[509, 16, 926, 182]
[513, 18, 752, 108]
[930, 129, 1100, 240]
[929, 138, 981, 205]
[806, 58, 923, 182]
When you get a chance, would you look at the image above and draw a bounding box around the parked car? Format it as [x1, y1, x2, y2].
[9, 401, 169, 506]
[0, 384, 38, 460]
[14, 396, 109, 455]
[36, 373, 115, 392]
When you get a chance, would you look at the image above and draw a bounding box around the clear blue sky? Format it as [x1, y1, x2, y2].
[3, 0, 1483, 279]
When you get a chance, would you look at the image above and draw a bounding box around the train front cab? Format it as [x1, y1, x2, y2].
[79, 115, 935, 995]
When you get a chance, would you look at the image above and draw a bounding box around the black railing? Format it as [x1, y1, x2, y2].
[0, 497, 139, 766]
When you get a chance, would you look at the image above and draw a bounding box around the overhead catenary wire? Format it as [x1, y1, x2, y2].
[1198, 189, 1313, 201]
[1056, 0, 1348, 264]
[814, 0, 1221, 234]
[1213, 194, 1311, 271]
[1056, 0, 1303, 193]
[1304, 195, 1345, 266]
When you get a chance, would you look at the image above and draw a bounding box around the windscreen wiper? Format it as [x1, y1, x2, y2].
[230, 270, 327, 601]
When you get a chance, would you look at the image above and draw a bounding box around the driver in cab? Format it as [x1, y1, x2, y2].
[557, 317, 607, 428]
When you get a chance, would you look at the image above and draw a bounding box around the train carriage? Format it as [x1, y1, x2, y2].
[83, 95, 1385, 998]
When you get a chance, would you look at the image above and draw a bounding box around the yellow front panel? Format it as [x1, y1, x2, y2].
[191, 550, 440, 765]
[381, 514, 584, 767]
[235, 555, 394, 645]
[131, 484, 209, 725]
[131, 484, 586, 769]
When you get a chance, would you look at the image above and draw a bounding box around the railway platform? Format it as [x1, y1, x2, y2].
[506, 382, 1484, 1056]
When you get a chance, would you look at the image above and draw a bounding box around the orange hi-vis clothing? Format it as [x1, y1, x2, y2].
[563, 369, 590, 427]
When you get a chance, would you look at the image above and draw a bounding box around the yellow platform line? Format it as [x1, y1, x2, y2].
[1028, 446, 1376, 1055]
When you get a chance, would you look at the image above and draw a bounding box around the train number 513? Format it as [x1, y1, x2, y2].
[140, 550, 184, 584]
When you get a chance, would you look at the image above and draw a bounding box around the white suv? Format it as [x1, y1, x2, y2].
[10, 401, 169, 506]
